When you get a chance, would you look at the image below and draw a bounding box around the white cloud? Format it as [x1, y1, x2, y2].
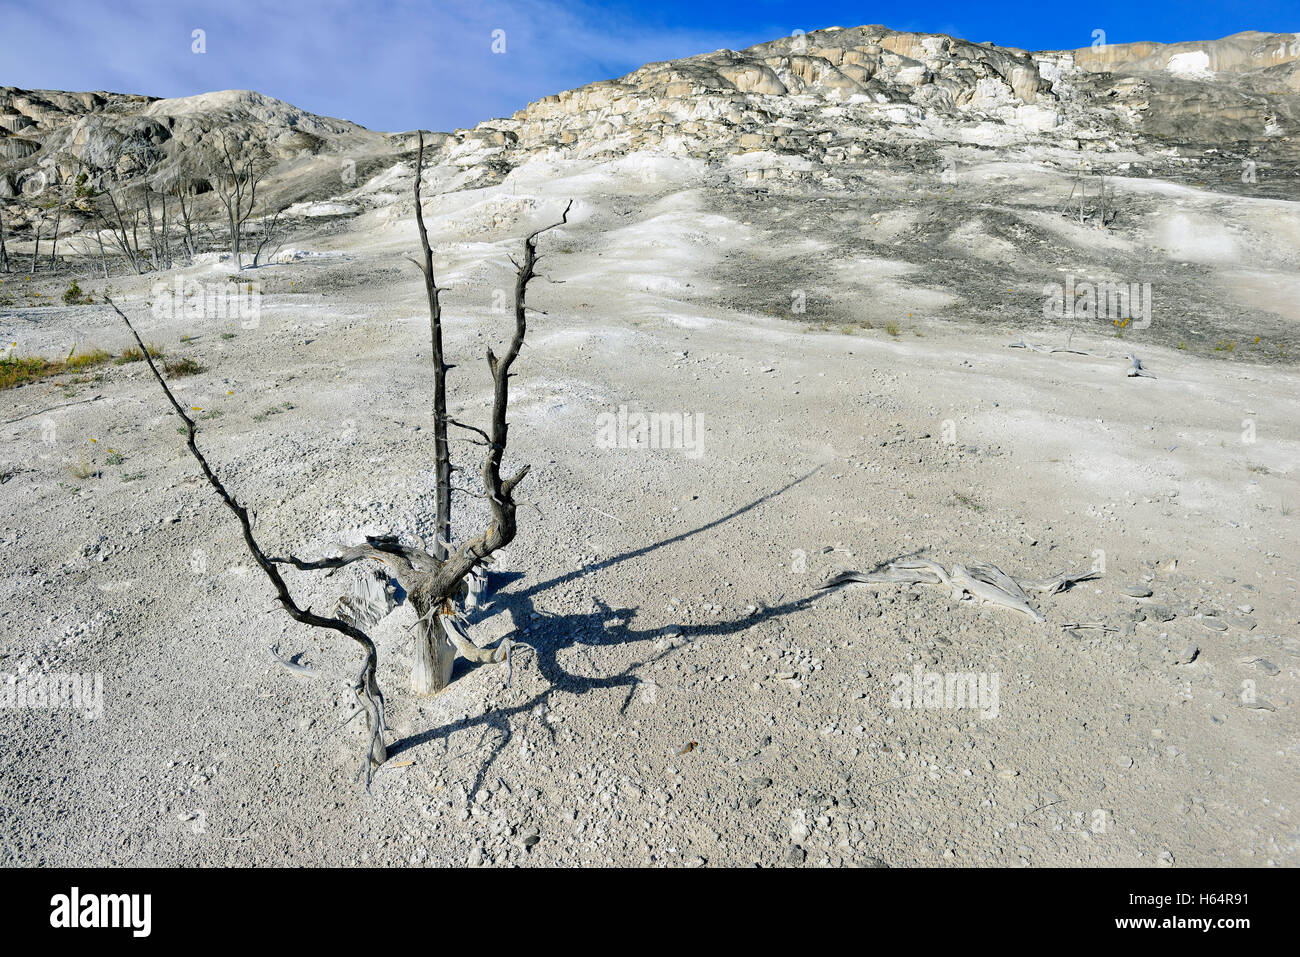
[0, 0, 782, 131]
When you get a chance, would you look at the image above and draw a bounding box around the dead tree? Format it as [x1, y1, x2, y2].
[174, 183, 196, 260]
[1060, 166, 1117, 228]
[98, 186, 145, 274]
[29, 203, 48, 274]
[47, 201, 62, 270]
[141, 186, 170, 270]
[250, 206, 286, 267]
[0, 197, 8, 273]
[45, 160, 78, 271]
[93, 227, 110, 279]
[171, 178, 200, 263]
[0, 159, 11, 272]
[106, 197, 571, 777]
[281, 201, 568, 696]
[209, 132, 261, 269]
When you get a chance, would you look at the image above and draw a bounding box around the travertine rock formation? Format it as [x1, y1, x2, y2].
[2, 25, 1297, 218]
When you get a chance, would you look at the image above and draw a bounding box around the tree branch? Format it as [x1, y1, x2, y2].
[104, 296, 389, 782]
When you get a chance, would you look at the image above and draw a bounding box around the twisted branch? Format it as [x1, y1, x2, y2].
[104, 296, 389, 783]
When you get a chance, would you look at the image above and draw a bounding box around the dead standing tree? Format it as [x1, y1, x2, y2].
[250, 205, 287, 268]
[0, 188, 8, 272]
[0, 159, 10, 272]
[106, 187, 572, 780]
[209, 131, 262, 269]
[98, 187, 146, 274]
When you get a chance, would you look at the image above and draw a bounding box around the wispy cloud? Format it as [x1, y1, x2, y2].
[3, 0, 1290, 131]
[0, 0, 777, 131]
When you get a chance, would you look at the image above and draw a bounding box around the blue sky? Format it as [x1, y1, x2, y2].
[1, 0, 1295, 132]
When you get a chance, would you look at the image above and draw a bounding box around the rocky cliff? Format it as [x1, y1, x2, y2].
[2, 25, 1298, 222]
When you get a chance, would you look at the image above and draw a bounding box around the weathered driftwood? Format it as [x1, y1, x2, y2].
[1126, 354, 1156, 378]
[822, 556, 1101, 624]
[950, 563, 1044, 623]
[821, 566, 943, 588]
[1017, 570, 1100, 595]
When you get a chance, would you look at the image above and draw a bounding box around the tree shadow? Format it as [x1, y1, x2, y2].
[384, 467, 826, 796]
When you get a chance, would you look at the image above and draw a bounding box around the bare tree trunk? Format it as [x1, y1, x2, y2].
[0, 208, 8, 273]
[413, 132, 452, 559]
[131, 208, 142, 266]
[48, 204, 62, 270]
[143, 191, 159, 270]
[410, 131, 455, 694]
[411, 615, 457, 695]
[211, 132, 260, 270]
[160, 192, 171, 269]
[29, 210, 43, 274]
[175, 186, 196, 262]
[96, 229, 109, 279]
